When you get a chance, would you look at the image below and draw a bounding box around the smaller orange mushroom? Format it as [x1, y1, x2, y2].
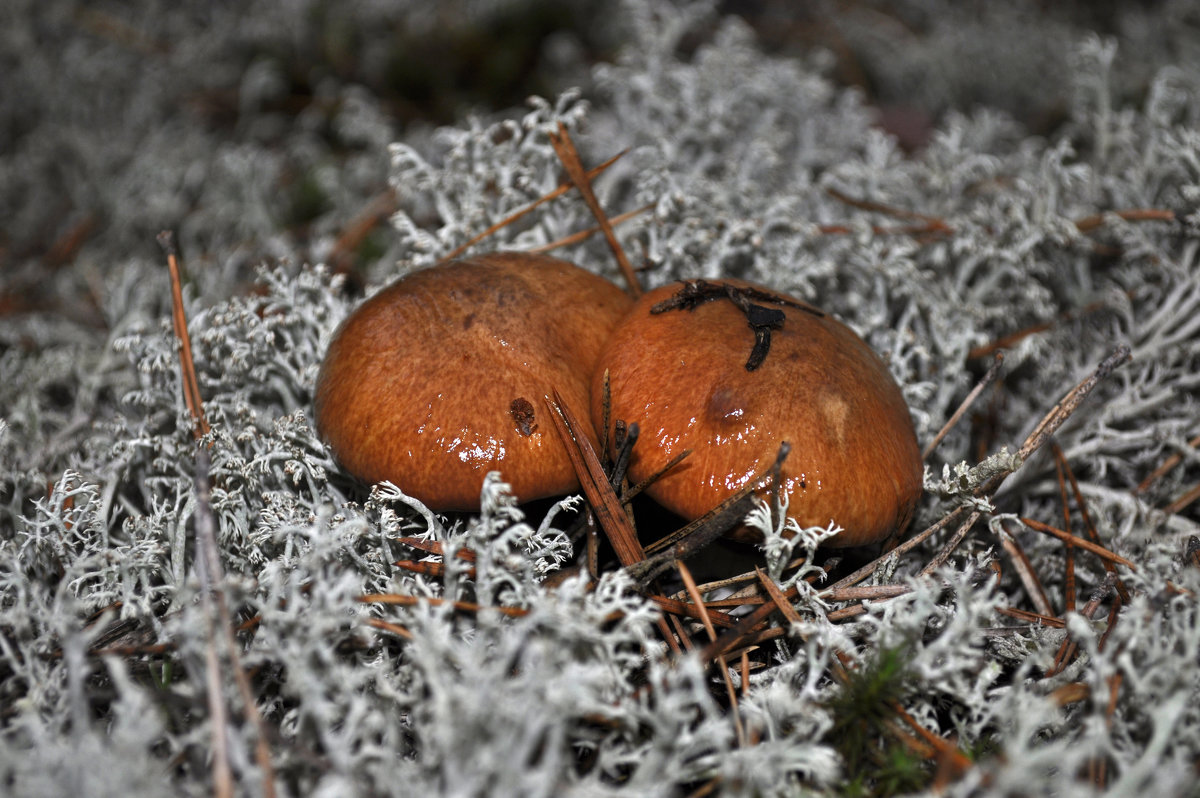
[314, 252, 633, 510]
[592, 279, 923, 548]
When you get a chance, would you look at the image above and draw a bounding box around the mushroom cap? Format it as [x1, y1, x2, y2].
[315, 252, 633, 510]
[592, 279, 923, 548]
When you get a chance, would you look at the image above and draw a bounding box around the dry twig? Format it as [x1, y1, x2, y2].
[194, 451, 278, 798]
[531, 204, 654, 253]
[998, 523, 1055, 617]
[329, 188, 397, 274]
[547, 123, 643, 296]
[1134, 432, 1200, 495]
[1045, 573, 1117, 677]
[923, 352, 1004, 459]
[968, 300, 1111, 360]
[679, 561, 746, 747]
[159, 232, 210, 439]
[445, 149, 628, 262]
[1052, 447, 1078, 614]
[1019, 517, 1136, 571]
[543, 391, 645, 568]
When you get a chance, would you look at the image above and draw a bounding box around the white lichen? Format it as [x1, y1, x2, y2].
[2, 0, 1200, 795]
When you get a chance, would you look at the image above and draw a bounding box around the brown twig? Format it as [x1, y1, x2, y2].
[699, 588, 789, 663]
[843, 346, 1131, 586]
[365, 618, 414, 640]
[1096, 593, 1125, 654]
[1049, 682, 1091, 707]
[395, 536, 477, 562]
[159, 232, 211, 439]
[827, 504, 970, 593]
[1045, 574, 1116, 677]
[819, 583, 915, 603]
[679, 561, 746, 747]
[328, 188, 397, 274]
[678, 555, 824, 601]
[923, 508, 990, 576]
[1053, 443, 1132, 603]
[631, 444, 790, 586]
[686, 777, 723, 798]
[642, 444, 790, 561]
[622, 448, 692, 504]
[824, 186, 950, 227]
[816, 186, 953, 241]
[893, 703, 973, 777]
[923, 352, 1004, 459]
[1019, 517, 1136, 570]
[968, 299, 1110, 360]
[1163, 482, 1200, 515]
[547, 123, 642, 296]
[358, 593, 529, 618]
[530, 203, 654, 254]
[691, 561, 841, 656]
[543, 391, 645, 568]
[994, 606, 1066, 628]
[756, 569, 804, 626]
[1020, 346, 1132, 464]
[1090, 671, 1123, 788]
[444, 149, 628, 262]
[542, 392, 684, 648]
[998, 523, 1055, 617]
[814, 221, 952, 238]
[1134, 432, 1200, 495]
[820, 192, 1172, 257]
[393, 560, 475, 580]
[1073, 208, 1176, 233]
[194, 451, 277, 798]
[692, 593, 766, 608]
[647, 594, 739, 629]
[1053, 446, 1078, 614]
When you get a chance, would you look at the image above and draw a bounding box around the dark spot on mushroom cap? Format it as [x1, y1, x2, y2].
[315, 252, 633, 510]
[706, 385, 745, 426]
[509, 397, 537, 436]
[592, 278, 923, 548]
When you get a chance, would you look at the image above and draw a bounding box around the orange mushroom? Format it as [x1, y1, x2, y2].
[315, 252, 633, 510]
[592, 279, 923, 547]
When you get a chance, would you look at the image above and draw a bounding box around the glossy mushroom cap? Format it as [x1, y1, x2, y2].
[592, 279, 923, 548]
[315, 252, 633, 510]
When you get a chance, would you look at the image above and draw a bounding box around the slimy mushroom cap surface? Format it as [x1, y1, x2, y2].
[593, 279, 923, 547]
[315, 252, 633, 510]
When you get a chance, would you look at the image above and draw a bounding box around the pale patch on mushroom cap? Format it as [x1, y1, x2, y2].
[315, 252, 633, 510]
[593, 279, 923, 548]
